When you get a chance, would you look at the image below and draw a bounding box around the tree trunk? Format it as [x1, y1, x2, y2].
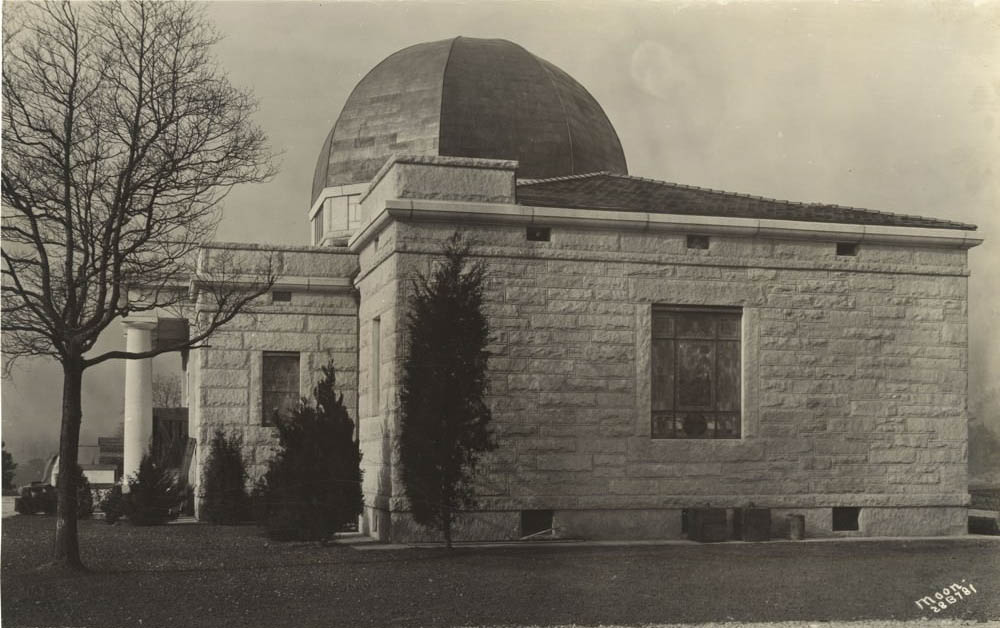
[443, 510, 453, 549]
[53, 356, 85, 570]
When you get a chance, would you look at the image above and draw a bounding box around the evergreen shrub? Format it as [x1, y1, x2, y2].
[100, 484, 125, 524]
[257, 363, 362, 541]
[200, 429, 250, 524]
[123, 452, 185, 526]
[69, 464, 93, 518]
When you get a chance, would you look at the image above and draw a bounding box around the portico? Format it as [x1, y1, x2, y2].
[121, 315, 190, 483]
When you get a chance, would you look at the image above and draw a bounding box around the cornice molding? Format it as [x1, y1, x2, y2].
[348, 198, 983, 252]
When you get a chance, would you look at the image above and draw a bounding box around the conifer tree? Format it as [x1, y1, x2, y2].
[259, 364, 362, 540]
[2, 442, 17, 492]
[123, 452, 183, 526]
[398, 233, 495, 548]
[67, 464, 93, 519]
[201, 430, 250, 525]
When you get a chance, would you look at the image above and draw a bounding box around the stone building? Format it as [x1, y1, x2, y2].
[121, 37, 982, 541]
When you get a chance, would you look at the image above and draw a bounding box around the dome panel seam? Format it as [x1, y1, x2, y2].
[437, 36, 461, 160]
[531, 52, 576, 174]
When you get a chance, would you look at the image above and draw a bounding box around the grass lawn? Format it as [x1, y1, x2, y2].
[2, 515, 999, 627]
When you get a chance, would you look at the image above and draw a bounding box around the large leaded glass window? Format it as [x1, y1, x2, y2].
[651, 306, 741, 439]
[262, 352, 300, 426]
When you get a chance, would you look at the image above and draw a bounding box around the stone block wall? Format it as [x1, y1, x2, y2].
[355, 223, 406, 538]
[358, 218, 972, 540]
[358, 155, 517, 227]
[190, 244, 359, 507]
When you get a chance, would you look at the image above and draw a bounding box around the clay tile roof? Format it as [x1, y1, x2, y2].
[516, 172, 977, 231]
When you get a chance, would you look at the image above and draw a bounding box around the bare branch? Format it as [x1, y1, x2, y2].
[2, 2, 278, 569]
[83, 249, 277, 368]
[151, 374, 183, 408]
[2, 0, 277, 369]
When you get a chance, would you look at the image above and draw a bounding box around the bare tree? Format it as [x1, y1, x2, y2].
[2, 1, 277, 570]
[152, 374, 184, 408]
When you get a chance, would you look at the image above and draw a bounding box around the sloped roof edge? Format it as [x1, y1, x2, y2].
[516, 172, 977, 231]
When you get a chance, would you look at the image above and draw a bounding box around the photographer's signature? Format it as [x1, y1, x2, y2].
[914, 579, 977, 613]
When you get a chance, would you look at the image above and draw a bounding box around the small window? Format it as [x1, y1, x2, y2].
[313, 206, 324, 245]
[651, 306, 741, 439]
[836, 242, 858, 256]
[371, 318, 381, 413]
[271, 291, 292, 303]
[527, 226, 551, 242]
[687, 234, 710, 250]
[520, 510, 553, 537]
[262, 352, 299, 426]
[832, 507, 860, 531]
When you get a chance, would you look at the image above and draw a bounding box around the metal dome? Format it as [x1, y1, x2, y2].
[312, 37, 628, 204]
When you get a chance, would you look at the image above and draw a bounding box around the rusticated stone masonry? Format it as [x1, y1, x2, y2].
[190, 244, 359, 490]
[358, 218, 971, 540]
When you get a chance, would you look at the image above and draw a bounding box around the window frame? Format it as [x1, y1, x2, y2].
[370, 318, 381, 416]
[313, 205, 325, 245]
[649, 305, 743, 440]
[261, 351, 301, 427]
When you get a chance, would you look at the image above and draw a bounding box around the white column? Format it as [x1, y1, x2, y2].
[123, 319, 156, 485]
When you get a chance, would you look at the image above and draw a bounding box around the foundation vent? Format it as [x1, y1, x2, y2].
[832, 507, 860, 531]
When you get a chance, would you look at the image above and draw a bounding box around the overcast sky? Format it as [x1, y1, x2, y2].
[3, 0, 998, 467]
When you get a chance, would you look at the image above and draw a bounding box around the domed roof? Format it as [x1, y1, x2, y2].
[312, 37, 628, 204]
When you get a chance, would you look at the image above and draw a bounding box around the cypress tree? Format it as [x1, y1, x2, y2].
[398, 232, 495, 548]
